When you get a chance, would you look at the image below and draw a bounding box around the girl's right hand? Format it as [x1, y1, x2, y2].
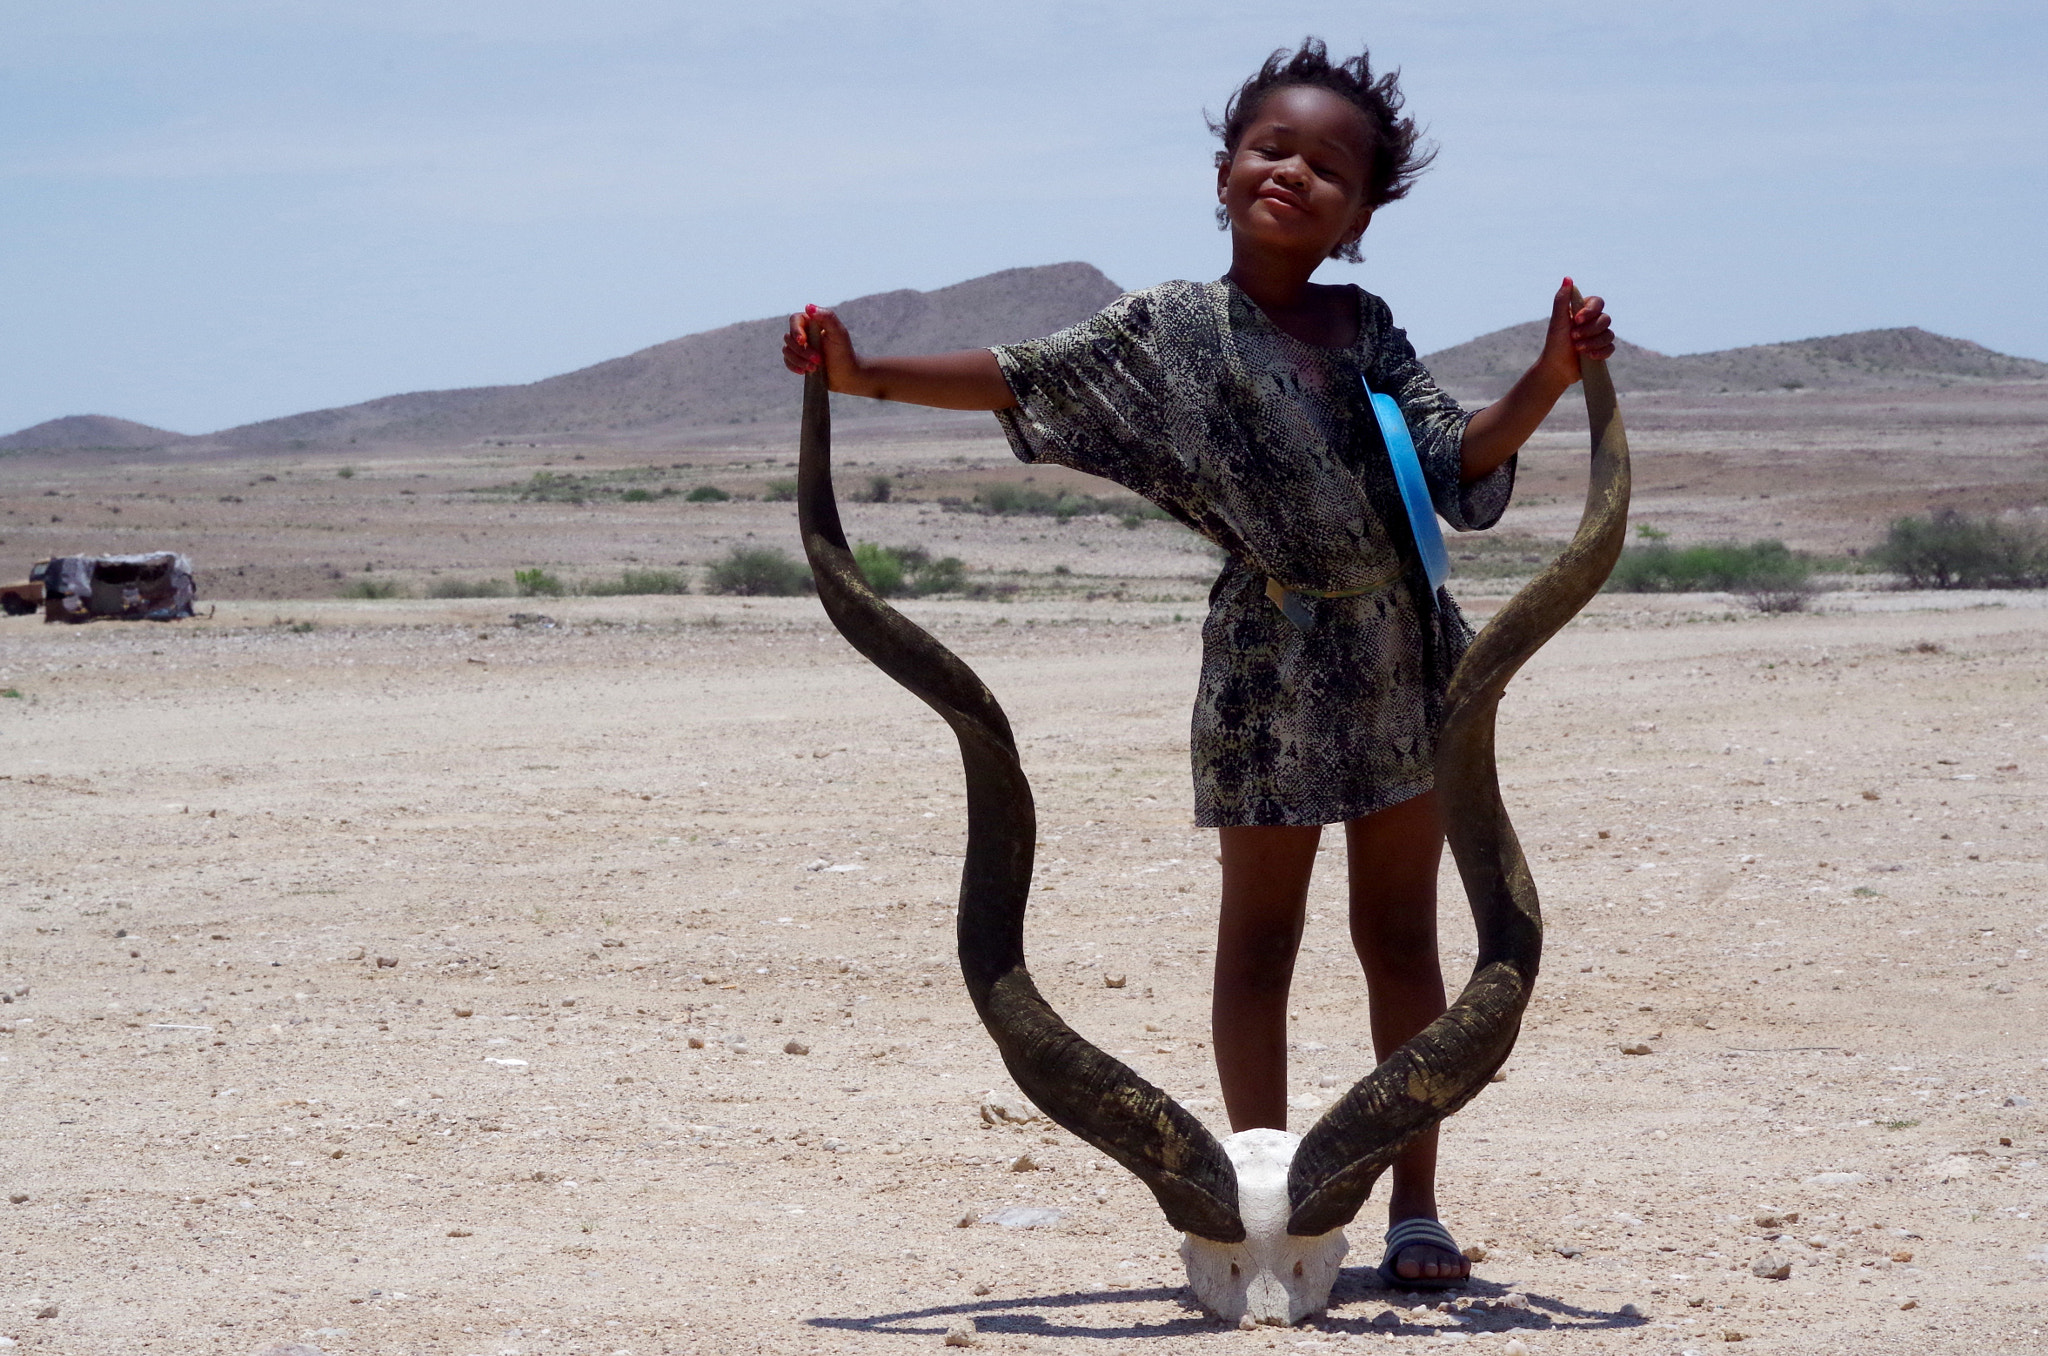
[783, 305, 859, 388]
[781, 305, 1016, 410]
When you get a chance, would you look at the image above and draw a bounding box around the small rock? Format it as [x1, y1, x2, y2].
[1103, 974, 1126, 989]
[1890, 1250, 1913, 1263]
[375, 956, 397, 968]
[1753, 1212, 1784, 1228]
[330, 1149, 344, 1159]
[979, 1092, 1041, 1126]
[34, 1305, 56, 1319]
[1502, 1341, 1530, 1356]
[1722, 1331, 1747, 1343]
[1802, 1171, 1869, 1187]
[454, 1008, 473, 1018]
[783, 1039, 810, 1056]
[1618, 1302, 1643, 1318]
[1750, 1254, 1791, 1280]
[955, 1212, 975, 1228]
[1370, 1309, 1401, 1328]
[1554, 1243, 1584, 1258]
[943, 1319, 978, 1346]
[7, 1194, 26, 1204]
[970, 1282, 992, 1296]
[1620, 1043, 1653, 1056]
[447, 1229, 472, 1237]
[687, 1036, 706, 1049]
[1899, 1298, 1917, 1310]
[1460, 1244, 1487, 1262]
[1008, 1152, 1038, 1172]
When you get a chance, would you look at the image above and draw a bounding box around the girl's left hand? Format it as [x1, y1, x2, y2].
[1538, 277, 1616, 386]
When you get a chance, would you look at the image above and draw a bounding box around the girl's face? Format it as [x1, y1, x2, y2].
[1216, 85, 1376, 263]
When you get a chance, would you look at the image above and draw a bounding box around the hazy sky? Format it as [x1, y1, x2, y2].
[6, 1, 2044, 435]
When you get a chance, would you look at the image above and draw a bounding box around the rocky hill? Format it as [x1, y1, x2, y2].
[1423, 321, 2048, 401]
[9, 265, 2046, 452]
[0, 414, 187, 452]
[191, 262, 1122, 451]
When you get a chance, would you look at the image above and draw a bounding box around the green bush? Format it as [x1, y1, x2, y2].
[619, 488, 655, 503]
[763, 478, 798, 502]
[1606, 540, 1812, 595]
[336, 467, 355, 480]
[703, 546, 811, 596]
[583, 568, 690, 596]
[428, 577, 514, 598]
[685, 485, 731, 503]
[1871, 510, 2048, 588]
[910, 553, 967, 594]
[341, 576, 407, 599]
[851, 543, 969, 597]
[514, 567, 565, 597]
[851, 474, 893, 504]
[852, 541, 905, 596]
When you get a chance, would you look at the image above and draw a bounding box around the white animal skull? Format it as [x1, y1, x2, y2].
[1178, 1128, 1348, 1326]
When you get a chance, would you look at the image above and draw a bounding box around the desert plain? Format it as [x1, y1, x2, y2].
[1, 381, 2045, 1356]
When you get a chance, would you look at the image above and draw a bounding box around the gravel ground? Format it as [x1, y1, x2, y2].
[2, 582, 2043, 1355]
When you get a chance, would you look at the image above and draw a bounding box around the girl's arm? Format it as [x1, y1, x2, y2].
[782, 306, 1017, 411]
[1458, 279, 1613, 483]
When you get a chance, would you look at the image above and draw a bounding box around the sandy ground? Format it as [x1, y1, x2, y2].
[2, 584, 2043, 1356]
[2, 384, 2045, 1355]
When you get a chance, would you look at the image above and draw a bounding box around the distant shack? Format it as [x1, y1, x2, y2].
[9, 552, 198, 623]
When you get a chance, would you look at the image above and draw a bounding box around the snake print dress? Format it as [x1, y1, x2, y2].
[990, 279, 1515, 827]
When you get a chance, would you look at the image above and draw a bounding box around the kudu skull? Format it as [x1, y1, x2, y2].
[794, 310, 1629, 1325]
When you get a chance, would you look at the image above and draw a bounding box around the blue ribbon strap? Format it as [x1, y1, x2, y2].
[1365, 379, 1449, 595]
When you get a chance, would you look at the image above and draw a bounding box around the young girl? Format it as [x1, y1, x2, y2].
[783, 39, 1613, 1288]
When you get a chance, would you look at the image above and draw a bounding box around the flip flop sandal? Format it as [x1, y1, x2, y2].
[1378, 1216, 1470, 1290]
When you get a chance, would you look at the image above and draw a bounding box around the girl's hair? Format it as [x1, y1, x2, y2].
[1210, 38, 1436, 261]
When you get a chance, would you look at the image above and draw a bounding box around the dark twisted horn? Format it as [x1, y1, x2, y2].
[794, 371, 1244, 1242]
[1286, 293, 1631, 1236]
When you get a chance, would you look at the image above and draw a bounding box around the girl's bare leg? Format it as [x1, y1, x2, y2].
[1345, 790, 1468, 1284]
[1211, 824, 1323, 1132]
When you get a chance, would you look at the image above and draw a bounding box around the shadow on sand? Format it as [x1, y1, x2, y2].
[806, 1265, 1650, 1342]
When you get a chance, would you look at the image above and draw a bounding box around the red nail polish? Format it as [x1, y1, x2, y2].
[805, 304, 818, 316]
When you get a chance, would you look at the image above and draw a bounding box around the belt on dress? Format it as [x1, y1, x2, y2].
[1264, 561, 1403, 633]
